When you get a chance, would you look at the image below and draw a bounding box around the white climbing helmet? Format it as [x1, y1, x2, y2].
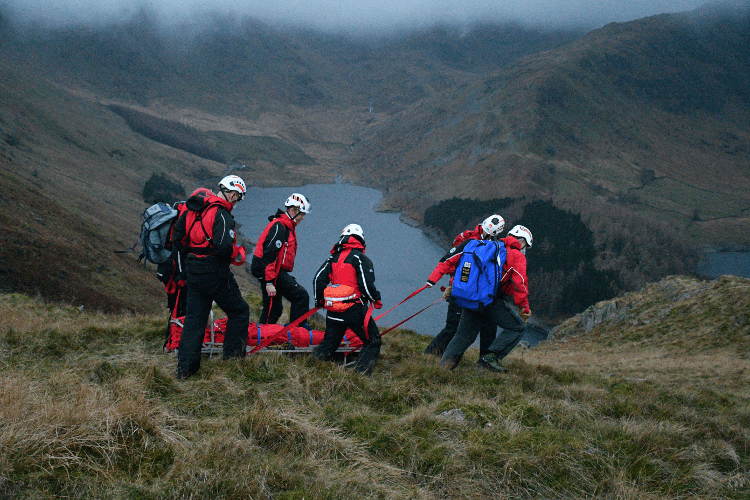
[341, 223, 364, 239]
[285, 193, 311, 213]
[508, 225, 533, 248]
[481, 214, 505, 239]
[218, 175, 246, 199]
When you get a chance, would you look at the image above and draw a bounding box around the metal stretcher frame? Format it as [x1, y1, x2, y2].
[169, 313, 360, 361]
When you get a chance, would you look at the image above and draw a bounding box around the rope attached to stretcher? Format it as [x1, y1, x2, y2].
[371, 284, 446, 334]
[374, 285, 428, 322]
[379, 296, 445, 335]
[249, 306, 321, 354]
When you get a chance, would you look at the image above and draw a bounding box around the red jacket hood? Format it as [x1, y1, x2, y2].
[330, 235, 365, 254]
[268, 209, 299, 228]
[504, 235, 523, 250]
[185, 192, 234, 213]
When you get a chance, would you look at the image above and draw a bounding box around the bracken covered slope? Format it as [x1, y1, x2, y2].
[351, 5, 750, 245]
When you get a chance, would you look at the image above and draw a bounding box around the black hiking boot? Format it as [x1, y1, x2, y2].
[477, 353, 508, 373]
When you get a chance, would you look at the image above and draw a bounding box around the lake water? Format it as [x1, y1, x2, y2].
[233, 181, 450, 336]
[233, 180, 750, 344]
[697, 252, 750, 279]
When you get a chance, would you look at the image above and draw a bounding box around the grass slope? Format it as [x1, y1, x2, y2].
[1, 275, 748, 498]
[0, 62, 171, 313]
[0, 60, 330, 313]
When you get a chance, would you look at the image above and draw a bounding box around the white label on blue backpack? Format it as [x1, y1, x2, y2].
[460, 262, 471, 282]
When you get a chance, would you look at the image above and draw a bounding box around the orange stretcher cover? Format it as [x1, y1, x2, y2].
[165, 316, 363, 354]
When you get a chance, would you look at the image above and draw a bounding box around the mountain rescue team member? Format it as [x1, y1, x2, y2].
[423, 214, 505, 358]
[312, 224, 383, 375]
[441, 225, 534, 372]
[251, 193, 311, 325]
[172, 175, 250, 379]
[158, 187, 215, 320]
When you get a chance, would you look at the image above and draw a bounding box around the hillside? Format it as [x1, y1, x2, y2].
[548, 274, 750, 391]
[0, 11, 582, 148]
[0, 275, 747, 497]
[0, 60, 306, 313]
[1, 2, 749, 318]
[0, 13, 586, 315]
[351, 4, 750, 247]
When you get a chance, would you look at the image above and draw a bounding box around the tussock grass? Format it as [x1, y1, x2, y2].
[1, 280, 749, 499]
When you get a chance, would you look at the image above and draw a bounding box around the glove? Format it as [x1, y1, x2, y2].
[373, 300, 383, 309]
[519, 307, 531, 322]
[442, 286, 452, 299]
[425, 280, 435, 288]
[266, 283, 277, 297]
[230, 245, 246, 266]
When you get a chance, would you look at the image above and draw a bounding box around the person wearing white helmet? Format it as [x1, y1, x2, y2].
[423, 214, 505, 359]
[217, 174, 247, 201]
[312, 224, 383, 374]
[172, 176, 250, 379]
[507, 225, 533, 253]
[440, 224, 534, 373]
[251, 192, 311, 325]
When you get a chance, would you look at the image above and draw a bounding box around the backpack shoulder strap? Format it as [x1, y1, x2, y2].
[186, 200, 224, 248]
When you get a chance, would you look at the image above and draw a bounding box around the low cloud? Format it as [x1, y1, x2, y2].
[3, 0, 710, 32]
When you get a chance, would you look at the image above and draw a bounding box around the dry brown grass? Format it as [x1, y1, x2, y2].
[1, 282, 749, 498]
[539, 275, 750, 394]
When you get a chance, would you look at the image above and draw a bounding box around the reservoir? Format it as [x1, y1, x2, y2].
[697, 252, 750, 279]
[233, 181, 750, 344]
[233, 181, 449, 336]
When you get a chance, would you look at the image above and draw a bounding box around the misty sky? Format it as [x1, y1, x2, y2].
[4, 0, 711, 33]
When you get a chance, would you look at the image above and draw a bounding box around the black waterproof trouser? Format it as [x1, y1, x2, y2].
[423, 296, 462, 356]
[488, 327, 525, 362]
[440, 297, 526, 369]
[312, 303, 381, 375]
[259, 270, 310, 325]
[424, 295, 500, 358]
[177, 269, 249, 379]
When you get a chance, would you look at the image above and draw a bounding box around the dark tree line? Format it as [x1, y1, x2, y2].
[109, 105, 226, 164]
[142, 173, 185, 205]
[424, 196, 517, 240]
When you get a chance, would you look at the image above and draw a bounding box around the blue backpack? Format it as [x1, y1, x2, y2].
[451, 239, 507, 310]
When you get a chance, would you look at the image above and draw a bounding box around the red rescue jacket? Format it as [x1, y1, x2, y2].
[182, 195, 234, 256]
[427, 225, 486, 285]
[498, 235, 530, 313]
[251, 210, 299, 282]
[451, 224, 483, 247]
[172, 191, 241, 272]
[313, 236, 381, 306]
[426, 234, 530, 313]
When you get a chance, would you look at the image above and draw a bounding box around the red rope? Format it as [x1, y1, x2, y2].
[380, 296, 445, 335]
[374, 285, 428, 321]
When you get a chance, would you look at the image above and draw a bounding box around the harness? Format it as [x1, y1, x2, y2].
[184, 201, 225, 256]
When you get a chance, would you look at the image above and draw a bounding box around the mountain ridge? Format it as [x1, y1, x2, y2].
[1, 3, 749, 317]
[350, 6, 750, 247]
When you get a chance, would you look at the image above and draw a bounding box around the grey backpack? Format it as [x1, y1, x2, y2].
[139, 202, 179, 264]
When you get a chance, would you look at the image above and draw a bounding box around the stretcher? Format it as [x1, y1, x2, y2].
[165, 313, 363, 358]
